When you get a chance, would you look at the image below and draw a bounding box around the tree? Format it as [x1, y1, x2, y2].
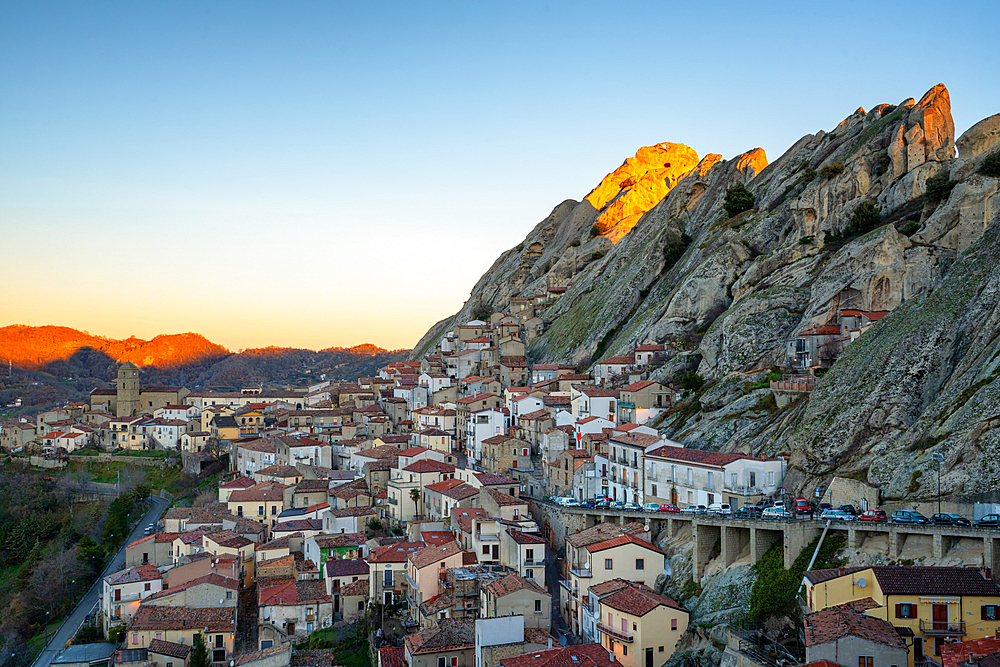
[190, 634, 210, 667]
[723, 182, 755, 218]
[679, 371, 705, 392]
[409, 489, 422, 518]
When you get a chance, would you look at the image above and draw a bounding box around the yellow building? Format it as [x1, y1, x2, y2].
[595, 579, 688, 667]
[127, 606, 235, 662]
[803, 566, 1000, 662]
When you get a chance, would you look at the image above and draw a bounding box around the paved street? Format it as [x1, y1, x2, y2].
[32, 494, 171, 667]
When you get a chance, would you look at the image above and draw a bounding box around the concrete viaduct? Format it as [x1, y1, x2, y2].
[532, 502, 1000, 584]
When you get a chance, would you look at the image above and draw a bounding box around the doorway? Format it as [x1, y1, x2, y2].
[645, 648, 653, 667]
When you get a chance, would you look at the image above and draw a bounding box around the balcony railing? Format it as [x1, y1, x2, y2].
[559, 580, 577, 594]
[404, 571, 419, 590]
[596, 622, 633, 642]
[387, 497, 397, 505]
[919, 619, 966, 636]
[569, 568, 593, 578]
[476, 533, 500, 542]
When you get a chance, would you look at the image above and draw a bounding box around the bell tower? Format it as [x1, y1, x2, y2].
[116, 362, 140, 417]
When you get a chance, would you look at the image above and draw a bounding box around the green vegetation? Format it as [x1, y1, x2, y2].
[846, 200, 882, 237]
[819, 161, 844, 179]
[590, 225, 600, 237]
[899, 221, 920, 236]
[570, 239, 581, 247]
[591, 251, 605, 261]
[749, 367, 782, 390]
[981, 150, 1000, 178]
[798, 235, 813, 245]
[297, 621, 371, 667]
[802, 166, 817, 183]
[925, 170, 957, 203]
[723, 182, 755, 218]
[907, 469, 923, 494]
[680, 371, 705, 391]
[190, 634, 210, 667]
[73, 624, 105, 645]
[662, 233, 693, 272]
[752, 393, 779, 414]
[876, 154, 891, 176]
[366, 518, 383, 531]
[745, 534, 845, 624]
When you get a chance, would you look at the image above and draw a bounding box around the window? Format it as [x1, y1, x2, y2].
[671, 619, 677, 630]
[636, 558, 644, 570]
[226, 591, 232, 599]
[983, 605, 999, 620]
[896, 603, 917, 619]
[651, 484, 657, 496]
[525, 569, 534, 579]
[438, 658, 446, 667]
[526, 548, 534, 561]
[731, 473, 737, 488]
[707, 472, 714, 490]
[237, 506, 243, 517]
[687, 468, 693, 485]
[145, 583, 151, 591]
[535, 599, 542, 613]
[213, 650, 226, 663]
[605, 558, 613, 569]
[132, 633, 138, 645]
[859, 657, 873, 667]
[258, 505, 264, 516]
[215, 635, 224, 648]
[383, 569, 393, 586]
[650, 463, 656, 477]
[749, 472, 756, 487]
[483, 545, 490, 555]
[271, 505, 277, 515]
[451, 658, 458, 667]
[659, 647, 664, 653]
[156, 632, 163, 641]
[768, 471, 775, 486]
[671, 465, 676, 482]
[623, 646, 627, 656]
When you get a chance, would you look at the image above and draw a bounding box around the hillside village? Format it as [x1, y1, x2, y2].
[4, 296, 1000, 667]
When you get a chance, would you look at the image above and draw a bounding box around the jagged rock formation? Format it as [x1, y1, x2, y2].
[414, 84, 1000, 501]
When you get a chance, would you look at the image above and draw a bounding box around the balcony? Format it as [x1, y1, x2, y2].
[404, 571, 419, 590]
[387, 497, 398, 505]
[919, 619, 966, 636]
[596, 622, 633, 642]
[476, 532, 500, 542]
[569, 568, 593, 578]
[559, 580, 577, 594]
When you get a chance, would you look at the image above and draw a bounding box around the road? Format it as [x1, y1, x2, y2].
[32, 494, 171, 667]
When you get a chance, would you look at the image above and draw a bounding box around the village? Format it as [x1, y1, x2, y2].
[3, 301, 1000, 667]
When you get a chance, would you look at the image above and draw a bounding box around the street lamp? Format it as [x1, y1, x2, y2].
[44, 611, 49, 648]
[932, 452, 945, 514]
[70, 579, 75, 605]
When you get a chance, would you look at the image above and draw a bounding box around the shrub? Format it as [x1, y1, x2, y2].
[723, 182, 755, 218]
[846, 200, 881, 237]
[543, 261, 551, 272]
[802, 166, 817, 182]
[819, 161, 845, 179]
[662, 233, 693, 272]
[366, 519, 383, 531]
[899, 221, 920, 236]
[798, 235, 813, 245]
[679, 371, 705, 391]
[591, 251, 605, 261]
[881, 104, 897, 116]
[925, 170, 957, 203]
[981, 150, 1000, 178]
[516, 243, 524, 252]
[590, 225, 600, 237]
[570, 239, 581, 247]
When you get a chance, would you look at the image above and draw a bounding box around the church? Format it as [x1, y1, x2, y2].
[89, 362, 190, 417]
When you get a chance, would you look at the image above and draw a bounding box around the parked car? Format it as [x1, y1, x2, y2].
[892, 510, 929, 524]
[681, 504, 707, 514]
[762, 506, 793, 520]
[622, 502, 642, 511]
[818, 503, 833, 512]
[658, 504, 681, 513]
[563, 498, 581, 507]
[608, 501, 625, 510]
[858, 509, 888, 523]
[579, 500, 595, 509]
[642, 503, 661, 512]
[735, 506, 763, 520]
[819, 509, 855, 522]
[707, 502, 732, 516]
[793, 498, 816, 517]
[838, 504, 859, 516]
[930, 512, 970, 526]
[755, 499, 775, 509]
[975, 514, 1000, 528]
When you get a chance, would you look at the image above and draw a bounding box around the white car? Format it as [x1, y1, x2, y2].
[707, 503, 732, 516]
[642, 503, 662, 512]
[762, 506, 792, 520]
[680, 504, 707, 514]
[563, 498, 581, 507]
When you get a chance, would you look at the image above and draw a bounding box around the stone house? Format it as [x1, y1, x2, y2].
[480, 574, 551, 629]
[803, 600, 908, 667]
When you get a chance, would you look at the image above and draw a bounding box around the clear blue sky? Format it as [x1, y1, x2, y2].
[2, 1, 997, 351]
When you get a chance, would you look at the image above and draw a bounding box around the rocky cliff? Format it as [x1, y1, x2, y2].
[414, 84, 1000, 502]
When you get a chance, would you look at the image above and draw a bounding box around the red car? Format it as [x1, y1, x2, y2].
[858, 509, 888, 523]
[658, 504, 680, 513]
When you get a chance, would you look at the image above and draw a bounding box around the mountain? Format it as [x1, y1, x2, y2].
[0, 326, 409, 412]
[413, 84, 1000, 501]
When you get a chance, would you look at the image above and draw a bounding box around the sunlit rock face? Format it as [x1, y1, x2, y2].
[585, 143, 701, 243]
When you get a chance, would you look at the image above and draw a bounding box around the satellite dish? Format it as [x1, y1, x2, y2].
[559, 635, 567, 647]
[584, 562, 590, 569]
[857, 577, 867, 588]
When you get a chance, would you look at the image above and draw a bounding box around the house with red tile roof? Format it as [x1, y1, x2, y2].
[404, 618, 476, 667]
[366, 541, 427, 605]
[593, 355, 636, 386]
[101, 564, 164, 634]
[257, 578, 332, 645]
[500, 643, 623, 667]
[803, 600, 907, 667]
[481, 573, 551, 628]
[594, 579, 688, 666]
[501, 529, 546, 581]
[405, 541, 464, 624]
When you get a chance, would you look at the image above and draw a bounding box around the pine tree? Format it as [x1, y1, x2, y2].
[190, 633, 210, 667]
